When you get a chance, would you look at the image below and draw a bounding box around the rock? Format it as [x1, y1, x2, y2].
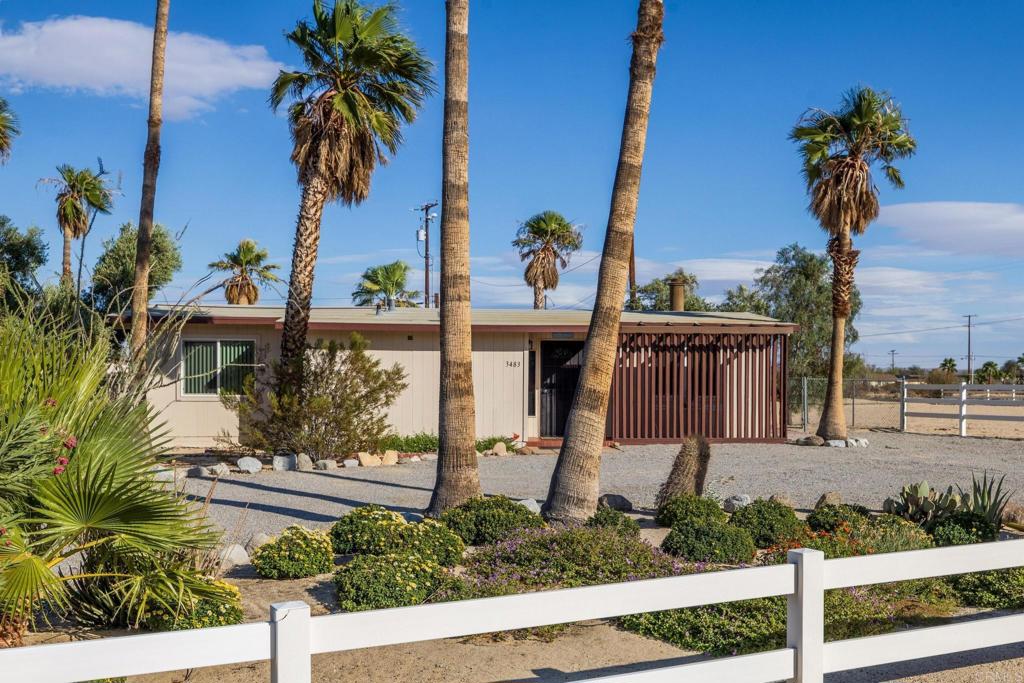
[476, 451, 485, 458]
[272, 454, 296, 471]
[208, 462, 231, 478]
[1002, 502, 1024, 526]
[815, 491, 843, 509]
[246, 532, 272, 553]
[218, 543, 250, 571]
[516, 498, 542, 514]
[723, 494, 751, 513]
[609, 441, 622, 449]
[518, 446, 538, 455]
[295, 453, 314, 471]
[315, 459, 337, 470]
[769, 493, 796, 509]
[342, 459, 360, 468]
[404, 455, 422, 463]
[421, 453, 438, 461]
[825, 439, 847, 448]
[401, 512, 425, 523]
[186, 465, 207, 478]
[236, 456, 262, 474]
[848, 437, 869, 448]
[491, 441, 508, 456]
[796, 435, 825, 447]
[358, 452, 382, 467]
[598, 493, 634, 512]
[381, 450, 399, 466]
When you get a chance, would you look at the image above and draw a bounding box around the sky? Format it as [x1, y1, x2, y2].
[1, 0, 1023, 371]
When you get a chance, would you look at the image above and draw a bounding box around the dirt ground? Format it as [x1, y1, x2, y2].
[799, 397, 1024, 439]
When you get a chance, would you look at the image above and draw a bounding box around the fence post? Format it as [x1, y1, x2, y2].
[801, 377, 808, 432]
[851, 379, 857, 428]
[959, 382, 968, 437]
[787, 548, 824, 683]
[271, 601, 311, 683]
[898, 377, 907, 432]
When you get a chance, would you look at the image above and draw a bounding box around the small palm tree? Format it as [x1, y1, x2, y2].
[791, 87, 916, 441]
[270, 0, 434, 380]
[513, 211, 583, 309]
[939, 358, 957, 374]
[977, 361, 1001, 384]
[209, 239, 281, 305]
[0, 97, 19, 164]
[41, 165, 114, 286]
[352, 260, 420, 308]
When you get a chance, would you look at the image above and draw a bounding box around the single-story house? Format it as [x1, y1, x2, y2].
[148, 303, 795, 448]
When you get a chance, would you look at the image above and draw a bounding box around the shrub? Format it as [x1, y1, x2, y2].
[334, 553, 447, 611]
[378, 432, 439, 454]
[586, 508, 640, 537]
[398, 519, 465, 567]
[807, 504, 870, 533]
[932, 511, 998, 547]
[252, 526, 334, 579]
[655, 435, 712, 507]
[947, 568, 1024, 609]
[475, 435, 517, 453]
[661, 519, 755, 564]
[859, 514, 933, 554]
[728, 499, 803, 549]
[440, 496, 545, 545]
[144, 579, 244, 631]
[655, 494, 726, 528]
[329, 505, 406, 554]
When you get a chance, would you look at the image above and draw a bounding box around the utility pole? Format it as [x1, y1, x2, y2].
[889, 349, 897, 374]
[964, 314, 977, 384]
[415, 201, 439, 308]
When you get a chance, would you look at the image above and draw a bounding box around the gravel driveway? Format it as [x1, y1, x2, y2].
[181, 430, 1024, 540]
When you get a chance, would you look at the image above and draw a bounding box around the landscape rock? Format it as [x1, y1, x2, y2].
[846, 438, 870, 448]
[723, 494, 752, 512]
[314, 459, 337, 470]
[295, 453, 314, 471]
[246, 532, 272, 553]
[796, 435, 825, 447]
[825, 439, 847, 448]
[358, 452, 382, 467]
[186, 466, 207, 478]
[208, 462, 231, 478]
[342, 459, 360, 468]
[381, 450, 399, 466]
[402, 512, 425, 523]
[404, 455, 422, 463]
[815, 491, 843, 509]
[476, 451, 485, 458]
[421, 453, 438, 461]
[236, 456, 262, 474]
[518, 446, 539, 455]
[1002, 502, 1024, 526]
[769, 493, 796, 509]
[491, 441, 508, 456]
[273, 454, 296, 471]
[598, 493, 634, 512]
[218, 543, 250, 571]
[516, 498, 542, 514]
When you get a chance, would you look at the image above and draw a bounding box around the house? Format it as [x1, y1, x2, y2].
[148, 302, 795, 448]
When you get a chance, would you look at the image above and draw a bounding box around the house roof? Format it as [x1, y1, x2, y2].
[151, 304, 796, 334]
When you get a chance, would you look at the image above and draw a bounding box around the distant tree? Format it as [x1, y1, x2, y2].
[209, 239, 281, 305]
[1000, 359, 1020, 382]
[512, 211, 582, 309]
[976, 361, 1001, 384]
[87, 222, 182, 313]
[939, 358, 957, 374]
[352, 260, 421, 308]
[0, 216, 47, 289]
[718, 284, 769, 315]
[633, 268, 713, 312]
[40, 164, 114, 287]
[0, 97, 19, 164]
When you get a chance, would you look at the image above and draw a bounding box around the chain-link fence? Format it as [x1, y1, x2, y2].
[788, 377, 902, 432]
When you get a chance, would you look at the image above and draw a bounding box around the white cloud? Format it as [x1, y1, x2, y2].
[674, 258, 773, 284]
[0, 16, 283, 119]
[878, 202, 1024, 257]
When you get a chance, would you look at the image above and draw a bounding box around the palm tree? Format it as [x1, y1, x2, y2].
[270, 0, 434, 387]
[543, 0, 665, 524]
[939, 358, 957, 374]
[791, 87, 916, 441]
[513, 211, 583, 309]
[209, 239, 282, 305]
[352, 260, 420, 308]
[426, 0, 480, 516]
[0, 97, 19, 164]
[130, 0, 170, 354]
[41, 164, 113, 286]
[977, 361, 1001, 384]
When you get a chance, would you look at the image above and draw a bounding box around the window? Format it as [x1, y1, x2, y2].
[182, 340, 254, 395]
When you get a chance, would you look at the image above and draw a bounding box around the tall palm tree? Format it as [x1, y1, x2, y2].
[209, 239, 281, 305]
[543, 0, 665, 524]
[513, 211, 583, 309]
[427, 0, 480, 516]
[791, 87, 916, 441]
[270, 0, 434, 388]
[130, 0, 170, 354]
[0, 97, 19, 164]
[939, 358, 957, 374]
[41, 164, 113, 286]
[352, 259, 420, 308]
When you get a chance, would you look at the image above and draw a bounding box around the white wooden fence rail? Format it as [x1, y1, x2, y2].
[3, 540, 1024, 683]
[900, 381, 1024, 436]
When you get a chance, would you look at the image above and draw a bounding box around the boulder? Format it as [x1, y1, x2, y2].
[846, 437, 869, 448]
[421, 453, 438, 461]
[403, 455, 422, 463]
[295, 453, 314, 471]
[796, 435, 825, 447]
[236, 456, 262, 474]
[825, 439, 847, 448]
[342, 459, 360, 468]
[315, 459, 338, 470]
[723, 494, 752, 513]
[815, 491, 843, 509]
[518, 446, 538, 455]
[517, 498, 542, 514]
[246, 532, 272, 553]
[218, 543, 250, 571]
[1002, 503, 1024, 526]
[381, 450, 399, 466]
[208, 462, 231, 478]
[769, 493, 796, 509]
[186, 465, 207, 478]
[491, 441, 508, 456]
[272, 454, 296, 471]
[598, 493, 634, 512]
[402, 512, 425, 523]
[358, 452, 382, 467]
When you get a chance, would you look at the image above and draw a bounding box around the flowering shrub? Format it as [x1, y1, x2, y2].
[440, 496, 545, 545]
[586, 507, 640, 537]
[806, 504, 870, 533]
[398, 519, 465, 567]
[727, 499, 804, 549]
[329, 505, 406, 554]
[661, 519, 755, 564]
[144, 579, 244, 631]
[334, 552, 447, 611]
[655, 494, 726, 528]
[252, 526, 334, 579]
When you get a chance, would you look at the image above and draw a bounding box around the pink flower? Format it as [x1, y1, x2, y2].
[53, 466, 65, 475]
[0, 527, 6, 536]
[63, 436, 77, 449]
[4, 540, 10, 547]
[57, 456, 69, 466]
[44, 397, 57, 407]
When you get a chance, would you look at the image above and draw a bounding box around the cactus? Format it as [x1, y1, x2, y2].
[883, 480, 962, 531]
[656, 435, 712, 508]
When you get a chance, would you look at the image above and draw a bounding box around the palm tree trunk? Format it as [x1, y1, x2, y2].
[129, 0, 170, 355]
[816, 231, 857, 440]
[628, 238, 637, 309]
[533, 282, 545, 309]
[543, 0, 664, 524]
[279, 173, 330, 387]
[61, 226, 73, 286]
[427, 0, 480, 516]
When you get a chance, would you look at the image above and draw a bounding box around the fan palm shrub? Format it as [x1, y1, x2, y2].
[512, 211, 583, 309]
[352, 260, 420, 308]
[209, 239, 281, 305]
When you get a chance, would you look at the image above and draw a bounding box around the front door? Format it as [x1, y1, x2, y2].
[540, 341, 585, 437]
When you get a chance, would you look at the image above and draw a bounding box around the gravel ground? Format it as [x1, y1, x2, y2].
[181, 430, 1024, 540]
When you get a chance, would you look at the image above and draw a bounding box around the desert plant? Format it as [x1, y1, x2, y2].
[655, 494, 726, 529]
[586, 508, 640, 538]
[440, 496, 545, 546]
[932, 511, 998, 547]
[661, 519, 756, 564]
[882, 481, 961, 531]
[329, 505, 406, 555]
[858, 514, 933, 554]
[334, 552, 446, 612]
[807, 504, 870, 533]
[958, 472, 1013, 527]
[728, 499, 804, 549]
[655, 435, 712, 507]
[143, 578, 244, 630]
[475, 435, 517, 453]
[252, 526, 334, 579]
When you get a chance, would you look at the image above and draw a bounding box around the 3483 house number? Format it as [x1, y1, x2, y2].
[505, 360, 522, 368]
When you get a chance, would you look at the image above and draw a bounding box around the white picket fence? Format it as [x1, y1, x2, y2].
[900, 381, 1024, 436]
[3, 540, 1024, 683]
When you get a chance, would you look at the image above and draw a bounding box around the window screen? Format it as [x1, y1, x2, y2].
[219, 340, 255, 394]
[183, 341, 217, 395]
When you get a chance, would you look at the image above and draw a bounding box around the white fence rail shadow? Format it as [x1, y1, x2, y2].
[900, 381, 1024, 436]
[3, 540, 1024, 683]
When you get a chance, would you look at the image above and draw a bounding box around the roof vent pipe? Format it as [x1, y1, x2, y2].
[668, 278, 686, 312]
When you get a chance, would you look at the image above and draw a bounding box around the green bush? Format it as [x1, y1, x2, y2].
[586, 508, 640, 537]
[329, 505, 407, 554]
[858, 514, 933, 554]
[398, 519, 465, 567]
[144, 579, 244, 631]
[661, 519, 755, 564]
[655, 494, 726, 528]
[251, 526, 334, 579]
[335, 552, 447, 611]
[475, 435, 517, 453]
[932, 511, 998, 547]
[440, 496, 545, 545]
[378, 432, 439, 454]
[807, 504, 870, 533]
[947, 568, 1024, 609]
[728, 499, 804, 549]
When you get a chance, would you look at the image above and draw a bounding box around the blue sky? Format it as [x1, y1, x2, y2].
[1, 0, 1023, 370]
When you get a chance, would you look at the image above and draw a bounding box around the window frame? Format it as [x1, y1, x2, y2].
[178, 337, 256, 399]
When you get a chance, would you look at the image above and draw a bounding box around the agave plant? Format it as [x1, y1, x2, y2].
[959, 472, 1013, 527]
[882, 481, 961, 532]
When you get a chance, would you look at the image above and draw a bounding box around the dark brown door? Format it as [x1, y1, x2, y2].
[540, 341, 585, 437]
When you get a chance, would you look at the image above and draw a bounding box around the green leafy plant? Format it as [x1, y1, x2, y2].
[728, 499, 804, 549]
[252, 526, 334, 579]
[335, 552, 446, 612]
[958, 472, 1013, 527]
[947, 568, 1024, 609]
[661, 519, 755, 564]
[396, 519, 465, 567]
[475, 435, 517, 453]
[932, 511, 998, 547]
[807, 504, 870, 533]
[882, 481, 961, 531]
[655, 494, 726, 528]
[329, 505, 406, 554]
[440, 496, 545, 545]
[378, 432, 439, 454]
[858, 514, 933, 554]
[143, 578, 244, 630]
[586, 508, 640, 538]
